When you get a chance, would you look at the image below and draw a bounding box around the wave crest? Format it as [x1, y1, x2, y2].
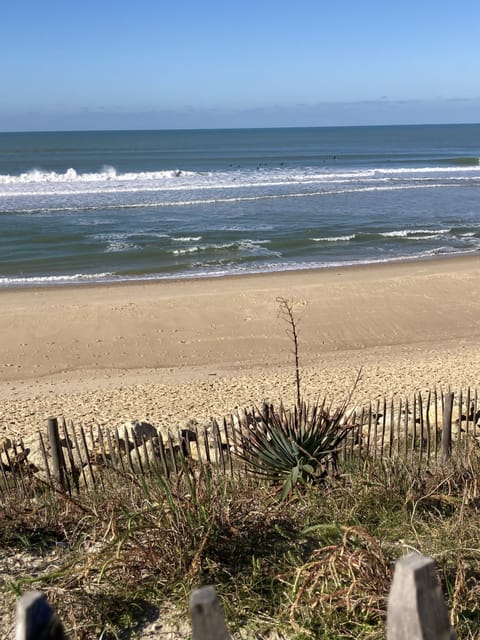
[0, 166, 199, 185]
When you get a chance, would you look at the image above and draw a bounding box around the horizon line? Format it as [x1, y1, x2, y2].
[2, 121, 480, 135]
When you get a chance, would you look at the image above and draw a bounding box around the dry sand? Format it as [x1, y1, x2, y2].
[2, 255, 480, 443]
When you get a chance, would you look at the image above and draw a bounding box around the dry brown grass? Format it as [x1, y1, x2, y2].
[2, 449, 480, 639]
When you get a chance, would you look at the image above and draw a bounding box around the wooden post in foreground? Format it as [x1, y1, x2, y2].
[189, 586, 231, 640]
[47, 417, 66, 490]
[16, 590, 65, 640]
[387, 554, 456, 640]
[442, 392, 454, 462]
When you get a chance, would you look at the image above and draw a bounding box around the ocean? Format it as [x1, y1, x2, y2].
[0, 124, 479, 287]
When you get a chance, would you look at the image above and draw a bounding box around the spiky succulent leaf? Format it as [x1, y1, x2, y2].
[235, 399, 354, 497]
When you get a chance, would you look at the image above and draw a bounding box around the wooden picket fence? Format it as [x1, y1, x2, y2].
[14, 553, 456, 640]
[0, 387, 479, 497]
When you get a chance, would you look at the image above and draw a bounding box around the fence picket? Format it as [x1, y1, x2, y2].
[61, 420, 79, 493]
[373, 399, 379, 461]
[412, 395, 417, 462]
[202, 427, 211, 464]
[366, 402, 373, 458]
[358, 407, 365, 457]
[387, 554, 455, 640]
[47, 418, 67, 491]
[123, 426, 136, 475]
[167, 432, 179, 476]
[3, 443, 23, 494]
[193, 426, 203, 466]
[222, 417, 234, 477]
[15, 590, 65, 640]
[189, 585, 231, 640]
[458, 389, 464, 455]
[212, 419, 225, 474]
[141, 434, 152, 472]
[388, 398, 394, 458]
[156, 433, 170, 477]
[418, 393, 424, 463]
[69, 423, 87, 490]
[79, 425, 96, 487]
[10, 440, 28, 497]
[96, 425, 109, 467]
[380, 397, 387, 459]
[105, 428, 117, 470]
[403, 398, 409, 458]
[147, 434, 162, 474]
[0, 448, 10, 492]
[114, 428, 126, 473]
[466, 387, 471, 440]
[442, 392, 454, 462]
[474, 389, 479, 442]
[131, 431, 145, 477]
[425, 391, 431, 463]
[396, 398, 402, 456]
[90, 424, 104, 490]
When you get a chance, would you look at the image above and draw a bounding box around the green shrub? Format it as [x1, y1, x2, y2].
[236, 400, 355, 499]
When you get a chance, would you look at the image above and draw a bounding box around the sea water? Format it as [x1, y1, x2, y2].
[0, 124, 479, 287]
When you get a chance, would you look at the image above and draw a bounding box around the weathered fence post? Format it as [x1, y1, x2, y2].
[15, 590, 65, 640]
[387, 554, 456, 640]
[189, 586, 231, 640]
[47, 417, 66, 490]
[442, 392, 454, 462]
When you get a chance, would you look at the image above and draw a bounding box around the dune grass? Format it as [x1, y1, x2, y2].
[2, 448, 480, 640]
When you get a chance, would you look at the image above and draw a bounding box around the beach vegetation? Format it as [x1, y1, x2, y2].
[276, 297, 303, 407]
[235, 400, 355, 499]
[240, 297, 358, 499]
[3, 449, 480, 639]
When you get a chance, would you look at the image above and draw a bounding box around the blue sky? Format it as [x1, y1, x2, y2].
[2, 0, 479, 131]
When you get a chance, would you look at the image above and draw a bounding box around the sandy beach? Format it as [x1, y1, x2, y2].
[2, 255, 480, 443]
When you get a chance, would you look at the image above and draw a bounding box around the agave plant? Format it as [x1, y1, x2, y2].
[236, 399, 355, 499]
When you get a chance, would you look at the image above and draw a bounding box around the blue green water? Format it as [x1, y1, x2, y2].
[0, 124, 479, 287]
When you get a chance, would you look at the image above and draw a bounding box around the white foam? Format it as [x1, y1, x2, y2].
[239, 239, 271, 245]
[216, 224, 274, 232]
[1, 162, 478, 203]
[237, 240, 280, 256]
[381, 228, 450, 238]
[0, 167, 199, 185]
[423, 246, 464, 256]
[105, 241, 139, 253]
[311, 235, 355, 242]
[171, 246, 200, 255]
[169, 239, 274, 256]
[0, 272, 114, 287]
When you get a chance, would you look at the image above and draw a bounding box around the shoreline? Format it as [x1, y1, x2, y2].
[2, 253, 480, 442]
[2, 250, 478, 293]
